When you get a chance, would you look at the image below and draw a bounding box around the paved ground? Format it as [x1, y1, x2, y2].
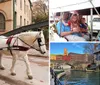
[0, 79, 10, 85]
[0, 54, 49, 85]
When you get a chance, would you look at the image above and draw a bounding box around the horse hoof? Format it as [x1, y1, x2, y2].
[0, 67, 5, 70]
[28, 75, 33, 79]
[11, 73, 16, 76]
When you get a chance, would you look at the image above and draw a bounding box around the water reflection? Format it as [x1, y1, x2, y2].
[64, 69, 71, 85]
[60, 71, 100, 85]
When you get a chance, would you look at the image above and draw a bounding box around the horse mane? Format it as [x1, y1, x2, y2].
[14, 31, 40, 37]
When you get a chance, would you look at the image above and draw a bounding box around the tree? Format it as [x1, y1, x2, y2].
[83, 43, 100, 54]
[32, 0, 49, 49]
[32, 0, 48, 23]
[84, 43, 94, 54]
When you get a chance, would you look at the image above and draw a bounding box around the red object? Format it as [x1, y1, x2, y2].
[6, 36, 13, 45]
[68, 21, 71, 26]
[62, 55, 71, 61]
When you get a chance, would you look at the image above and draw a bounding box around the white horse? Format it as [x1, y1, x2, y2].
[49, 27, 67, 42]
[0, 31, 47, 79]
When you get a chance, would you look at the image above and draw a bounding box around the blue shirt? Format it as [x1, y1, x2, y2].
[80, 23, 88, 34]
[56, 21, 82, 37]
[80, 23, 88, 29]
[56, 21, 71, 36]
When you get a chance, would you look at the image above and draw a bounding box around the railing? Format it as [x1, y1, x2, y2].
[56, 78, 63, 85]
[50, 68, 63, 85]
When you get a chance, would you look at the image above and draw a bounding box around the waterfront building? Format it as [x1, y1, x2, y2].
[93, 44, 100, 66]
[94, 50, 100, 66]
[56, 55, 63, 60]
[68, 53, 90, 63]
[50, 55, 56, 60]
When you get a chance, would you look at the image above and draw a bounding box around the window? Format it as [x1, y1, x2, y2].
[20, 0, 22, 10]
[26, 5, 28, 15]
[15, 12, 17, 28]
[20, 16, 22, 26]
[15, 0, 16, 3]
[24, 19, 26, 25]
[24, 0, 25, 13]
[0, 13, 5, 31]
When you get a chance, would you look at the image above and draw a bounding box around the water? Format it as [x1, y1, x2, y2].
[60, 71, 100, 85]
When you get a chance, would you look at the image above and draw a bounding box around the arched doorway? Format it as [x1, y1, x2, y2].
[0, 13, 5, 31]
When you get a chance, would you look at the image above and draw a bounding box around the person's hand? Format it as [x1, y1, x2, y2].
[72, 28, 80, 33]
[81, 28, 87, 32]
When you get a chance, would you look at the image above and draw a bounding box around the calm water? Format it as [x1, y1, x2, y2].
[60, 71, 100, 85]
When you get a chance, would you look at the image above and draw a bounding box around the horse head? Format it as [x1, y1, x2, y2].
[29, 31, 47, 54]
[35, 30, 47, 54]
[15, 31, 47, 54]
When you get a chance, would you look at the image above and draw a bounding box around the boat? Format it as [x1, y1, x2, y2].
[61, 64, 71, 70]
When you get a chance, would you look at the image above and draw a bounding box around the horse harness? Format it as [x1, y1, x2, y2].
[0, 35, 45, 56]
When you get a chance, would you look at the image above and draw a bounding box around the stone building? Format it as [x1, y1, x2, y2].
[68, 53, 91, 63]
[56, 55, 63, 60]
[0, 0, 32, 34]
[93, 44, 100, 66]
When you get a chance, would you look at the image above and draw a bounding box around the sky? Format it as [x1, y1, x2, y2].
[50, 43, 89, 55]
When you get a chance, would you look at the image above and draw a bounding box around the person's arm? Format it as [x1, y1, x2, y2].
[62, 20, 68, 26]
[56, 21, 74, 37]
[60, 31, 73, 37]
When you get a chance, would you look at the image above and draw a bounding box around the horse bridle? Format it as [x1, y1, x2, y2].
[5, 31, 46, 53]
[37, 38, 45, 47]
[0, 32, 46, 57]
[37, 29, 46, 47]
[16, 34, 46, 52]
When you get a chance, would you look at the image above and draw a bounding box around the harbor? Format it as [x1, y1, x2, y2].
[50, 43, 100, 85]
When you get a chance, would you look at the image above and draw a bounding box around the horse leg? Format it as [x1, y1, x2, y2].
[23, 54, 33, 79]
[0, 54, 5, 70]
[10, 55, 17, 76]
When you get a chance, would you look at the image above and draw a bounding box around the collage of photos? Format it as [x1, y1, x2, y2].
[50, 0, 100, 85]
[0, 0, 49, 85]
[0, 0, 99, 85]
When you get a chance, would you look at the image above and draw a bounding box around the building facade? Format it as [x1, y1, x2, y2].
[56, 55, 63, 60]
[0, 0, 13, 34]
[50, 55, 56, 60]
[0, 0, 32, 34]
[68, 53, 89, 63]
[14, 0, 32, 28]
[94, 44, 100, 66]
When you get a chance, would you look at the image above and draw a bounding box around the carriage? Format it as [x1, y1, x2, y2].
[49, 0, 100, 41]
